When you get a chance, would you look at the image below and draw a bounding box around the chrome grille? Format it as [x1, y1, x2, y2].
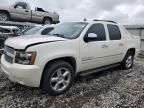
[4, 46, 15, 64]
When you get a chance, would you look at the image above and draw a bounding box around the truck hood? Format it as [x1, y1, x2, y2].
[5, 35, 67, 50]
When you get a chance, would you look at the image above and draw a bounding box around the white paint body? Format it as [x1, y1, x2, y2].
[1, 21, 141, 87]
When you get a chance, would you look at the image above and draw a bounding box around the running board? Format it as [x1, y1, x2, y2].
[79, 63, 120, 77]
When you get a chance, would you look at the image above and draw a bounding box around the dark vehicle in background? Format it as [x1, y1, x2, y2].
[0, 26, 20, 55]
[0, 25, 54, 55]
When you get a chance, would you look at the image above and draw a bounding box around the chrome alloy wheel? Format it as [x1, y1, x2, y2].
[0, 13, 8, 21]
[125, 55, 133, 68]
[44, 19, 51, 24]
[50, 68, 71, 92]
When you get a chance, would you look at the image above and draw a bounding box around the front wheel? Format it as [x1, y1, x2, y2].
[40, 61, 75, 96]
[121, 52, 134, 69]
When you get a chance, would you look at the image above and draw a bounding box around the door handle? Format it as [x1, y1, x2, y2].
[102, 44, 109, 48]
[119, 43, 124, 46]
[25, 10, 29, 12]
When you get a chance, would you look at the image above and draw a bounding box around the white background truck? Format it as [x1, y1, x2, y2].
[0, 2, 59, 24]
[1, 20, 140, 95]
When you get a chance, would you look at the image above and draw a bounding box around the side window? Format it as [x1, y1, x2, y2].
[14, 3, 27, 9]
[85, 23, 106, 42]
[41, 28, 54, 35]
[107, 24, 121, 40]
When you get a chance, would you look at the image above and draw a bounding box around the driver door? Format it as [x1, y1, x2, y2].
[80, 23, 111, 71]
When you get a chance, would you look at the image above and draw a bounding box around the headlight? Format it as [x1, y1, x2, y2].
[15, 51, 36, 65]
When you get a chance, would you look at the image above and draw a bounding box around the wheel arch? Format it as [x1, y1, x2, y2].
[127, 48, 136, 56]
[0, 10, 10, 18]
[121, 48, 135, 69]
[43, 16, 52, 23]
[122, 47, 136, 62]
[39, 56, 77, 87]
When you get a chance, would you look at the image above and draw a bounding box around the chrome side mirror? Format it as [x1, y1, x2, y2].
[84, 33, 98, 43]
[88, 33, 98, 38]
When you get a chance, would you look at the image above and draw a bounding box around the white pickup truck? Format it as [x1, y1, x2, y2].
[0, 2, 59, 24]
[1, 20, 140, 95]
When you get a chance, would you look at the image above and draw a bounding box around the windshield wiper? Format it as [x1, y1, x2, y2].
[48, 33, 70, 39]
[50, 33, 66, 38]
[53, 33, 64, 37]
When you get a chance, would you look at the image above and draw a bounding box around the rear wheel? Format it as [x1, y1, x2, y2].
[121, 51, 134, 69]
[0, 12, 9, 21]
[43, 18, 52, 25]
[41, 61, 74, 96]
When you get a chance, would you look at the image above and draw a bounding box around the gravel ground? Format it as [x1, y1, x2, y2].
[0, 59, 144, 108]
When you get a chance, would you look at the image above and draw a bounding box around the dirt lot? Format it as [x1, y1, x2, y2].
[0, 59, 144, 108]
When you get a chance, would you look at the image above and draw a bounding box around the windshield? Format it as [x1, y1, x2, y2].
[48, 22, 87, 39]
[23, 26, 43, 35]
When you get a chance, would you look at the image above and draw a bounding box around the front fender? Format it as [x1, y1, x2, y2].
[40, 52, 79, 72]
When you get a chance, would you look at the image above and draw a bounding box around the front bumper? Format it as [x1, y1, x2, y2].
[1, 55, 43, 87]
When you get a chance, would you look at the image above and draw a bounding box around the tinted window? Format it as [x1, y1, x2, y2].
[107, 24, 121, 40]
[41, 27, 54, 35]
[85, 23, 106, 42]
[14, 2, 28, 9]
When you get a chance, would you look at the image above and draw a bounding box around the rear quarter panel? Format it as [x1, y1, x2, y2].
[31, 11, 59, 23]
[118, 25, 140, 60]
[31, 11, 44, 23]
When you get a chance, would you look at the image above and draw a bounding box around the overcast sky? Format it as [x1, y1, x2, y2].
[1, 0, 144, 24]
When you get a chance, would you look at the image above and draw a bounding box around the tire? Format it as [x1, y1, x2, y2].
[0, 11, 9, 21]
[40, 60, 75, 96]
[121, 51, 134, 69]
[43, 18, 52, 25]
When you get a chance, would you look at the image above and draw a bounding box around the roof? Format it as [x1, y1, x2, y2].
[93, 19, 117, 23]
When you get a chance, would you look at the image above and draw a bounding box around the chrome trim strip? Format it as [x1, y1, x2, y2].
[82, 53, 123, 61]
